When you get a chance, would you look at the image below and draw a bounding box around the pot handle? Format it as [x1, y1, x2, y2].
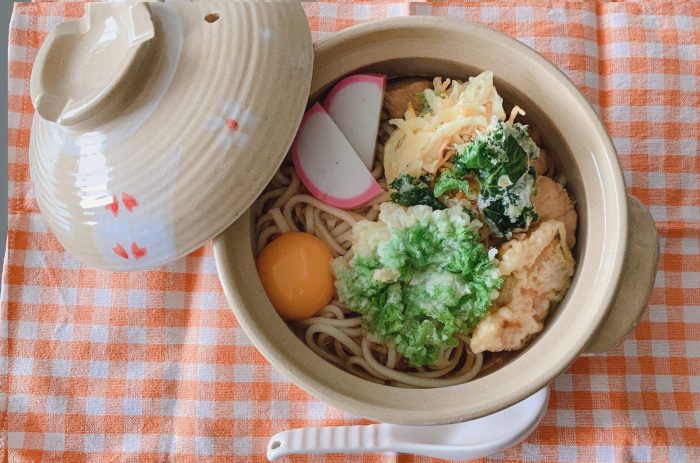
[584, 195, 659, 354]
[30, 3, 154, 128]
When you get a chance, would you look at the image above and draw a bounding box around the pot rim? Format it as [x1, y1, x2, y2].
[215, 16, 628, 424]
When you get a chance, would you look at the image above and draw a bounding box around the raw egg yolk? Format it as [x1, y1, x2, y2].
[257, 232, 334, 320]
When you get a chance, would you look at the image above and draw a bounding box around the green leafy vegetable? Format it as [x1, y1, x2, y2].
[333, 204, 502, 367]
[415, 91, 432, 116]
[415, 89, 446, 116]
[433, 168, 472, 198]
[390, 173, 445, 210]
[453, 120, 540, 238]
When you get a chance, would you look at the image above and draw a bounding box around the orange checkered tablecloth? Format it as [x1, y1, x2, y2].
[3, 2, 699, 462]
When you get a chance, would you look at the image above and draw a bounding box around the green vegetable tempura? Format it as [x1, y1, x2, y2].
[390, 173, 445, 210]
[333, 203, 502, 367]
[433, 168, 473, 199]
[454, 119, 540, 238]
[388, 118, 540, 239]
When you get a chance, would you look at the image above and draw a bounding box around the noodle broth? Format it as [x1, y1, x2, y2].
[253, 74, 579, 388]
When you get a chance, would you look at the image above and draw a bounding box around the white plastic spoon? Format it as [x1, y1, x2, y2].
[267, 386, 549, 461]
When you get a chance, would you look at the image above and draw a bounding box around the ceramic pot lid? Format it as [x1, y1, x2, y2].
[29, 1, 313, 271]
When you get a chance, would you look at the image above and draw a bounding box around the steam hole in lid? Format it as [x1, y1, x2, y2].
[205, 13, 220, 23]
[271, 441, 281, 449]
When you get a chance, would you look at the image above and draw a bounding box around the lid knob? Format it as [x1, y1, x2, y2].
[30, 2, 155, 129]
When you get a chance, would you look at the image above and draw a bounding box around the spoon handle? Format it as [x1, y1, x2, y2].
[265, 387, 550, 461]
[267, 424, 394, 460]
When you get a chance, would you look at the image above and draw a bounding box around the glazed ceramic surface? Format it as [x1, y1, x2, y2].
[29, 1, 313, 270]
[215, 17, 659, 425]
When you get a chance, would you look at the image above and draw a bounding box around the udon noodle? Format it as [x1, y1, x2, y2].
[255, 123, 484, 388]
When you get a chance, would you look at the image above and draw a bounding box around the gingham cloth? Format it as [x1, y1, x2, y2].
[3, 2, 699, 462]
